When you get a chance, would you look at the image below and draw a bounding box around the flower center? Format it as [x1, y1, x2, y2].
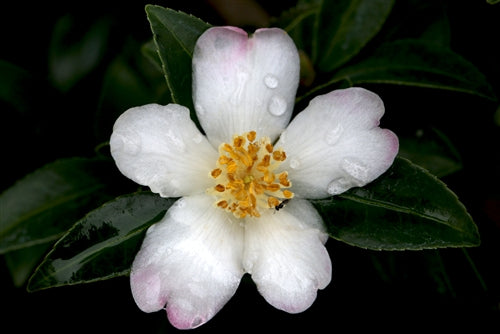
[209, 131, 293, 218]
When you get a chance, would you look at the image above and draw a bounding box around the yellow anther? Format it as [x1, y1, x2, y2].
[247, 131, 256, 142]
[211, 168, 222, 178]
[214, 184, 226, 192]
[208, 131, 294, 218]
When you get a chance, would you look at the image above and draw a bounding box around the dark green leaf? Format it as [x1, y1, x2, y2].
[49, 15, 111, 91]
[27, 192, 175, 292]
[0, 158, 120, 253]
[276, 1, 320, 55]
[323, 39, 496, 100]
[315, 0, 394, 71]
[0, 60, 36, 113]
[312, 157, 479, 250]
[145, 5, 211, 126]
[95, 45, 171, 143]
[398, 128, 462, 177]
[4, 242, 52, 287]
[141, 39, 163, 72]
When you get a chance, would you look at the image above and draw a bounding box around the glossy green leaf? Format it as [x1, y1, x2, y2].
[320, 39, 496, 101]
[315, 0, 395, 71]
[0, 158, 119, 253]
[145, 5, 211, 126]
[312, 157, 479, 250]
[27, 192, 175, 292]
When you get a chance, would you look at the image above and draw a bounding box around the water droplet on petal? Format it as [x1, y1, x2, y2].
[264, 74, 279, 89]
[170, 178, 181, 191]
[268, 95, 287, 116]
[166, 130, 186, 152]
[289, 158, 301, 169]
[278, 130, 287, 144]
[195, 103, 205, 115]
[327, 178, 351, 195]
[115, 133, 141, 155]
[326, 124, 343, 145]
[191, 317, 204, 328]
[192, 133, 203, 144]
[174, 198, 186, 209]
[230, 71, 249, 104]
[341, 157, 369, 182]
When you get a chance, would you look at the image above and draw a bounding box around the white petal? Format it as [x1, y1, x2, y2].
[276, 88, 399, 199]
[110, 103, 218, 197]
[130, 195, 245, 329]
[193, 27, 300, 146]
[243, 199, 331, 313]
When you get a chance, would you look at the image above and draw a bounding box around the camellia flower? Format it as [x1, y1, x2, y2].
[110, 26, 398, 329]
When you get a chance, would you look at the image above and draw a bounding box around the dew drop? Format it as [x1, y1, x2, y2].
[192, 133, 203, 144]
[191, 317, 204, 328]
[264, 74, 279, 89]
[278, 130, 287, 144]
[230, 71, 249, 104]
[341, 157, 369, 182]
[289, 158, 301, 169]
[325, 124, 343, 145]
[166, 130, 186, 152]
[174, 198, 186, 208]
[195, 103, 205, 115]
[268, 95, 287, 116]
[327, 178, 351, 195]
[170, 178, 181, 190]
[115, 133, 141, 155]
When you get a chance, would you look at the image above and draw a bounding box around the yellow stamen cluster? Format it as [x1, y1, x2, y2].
[209, 131, 293, 218]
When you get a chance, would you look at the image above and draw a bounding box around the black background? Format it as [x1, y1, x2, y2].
[1, 0, 499, 332]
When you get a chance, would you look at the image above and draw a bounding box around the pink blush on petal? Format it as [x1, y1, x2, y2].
[130, 268, 166, 313]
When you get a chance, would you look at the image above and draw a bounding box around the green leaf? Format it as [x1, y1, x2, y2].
[27, 192, 175, 292]
[95, 44, 171, 143]
[0, 60, 37, 113]
[276, 1, 320, 55]
[315, 0, 395, 71]
[0, 158, 120, 254]
[487, 0, 500, 4]
[312, 157, 479, 250]
[319, 39, 496, 101]
[49, 15, 111, 91]
[4, 242, 52, 287]
[145, 5, 211, 126]
[398, 128, 462, 178]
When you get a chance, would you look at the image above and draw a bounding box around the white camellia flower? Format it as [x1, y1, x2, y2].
[110, 26, 399, 329]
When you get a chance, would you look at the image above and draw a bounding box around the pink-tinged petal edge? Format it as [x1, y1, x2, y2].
[130, 195, 245, 329]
